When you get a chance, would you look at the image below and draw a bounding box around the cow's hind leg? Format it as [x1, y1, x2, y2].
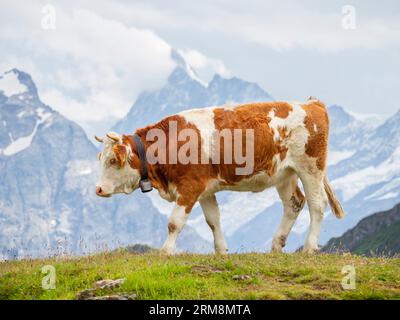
[199, 195, 228, 255]
[160, 204, 189, 255]
[272, 173, 305, 252]
[299, 172, 328, 254]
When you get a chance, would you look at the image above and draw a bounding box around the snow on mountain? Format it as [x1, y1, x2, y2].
[0, 69, 208, 260]
[113, 50, 273, 134]
[0, 70, 28, 97]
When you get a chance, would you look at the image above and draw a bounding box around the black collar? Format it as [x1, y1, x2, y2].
[133, 134, 153, 193]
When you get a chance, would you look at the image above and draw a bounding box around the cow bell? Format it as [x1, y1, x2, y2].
[139, 179, 153, 193]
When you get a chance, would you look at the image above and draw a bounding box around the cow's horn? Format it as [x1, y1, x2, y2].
[106, 132, 121, 143]
[94, 136, 103, 143]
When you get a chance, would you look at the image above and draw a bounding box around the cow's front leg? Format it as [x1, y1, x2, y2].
[160, 204, 189, 255]
[199, 195, 228, 255]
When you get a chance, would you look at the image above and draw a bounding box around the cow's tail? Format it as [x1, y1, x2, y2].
[323, 175, 345, 219]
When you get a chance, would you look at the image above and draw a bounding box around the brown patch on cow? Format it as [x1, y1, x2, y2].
[276, 126, 289, 161]
[291, 186, 305, 213]
[113, 144, 127, 167]
[168, 222, 177, 233]
[279, 235, 287, 247]
[301, 101, 329, 170]
[233, 101, 293, 119]
[213, 102, 294, 183]
[127, 115, 211, 211]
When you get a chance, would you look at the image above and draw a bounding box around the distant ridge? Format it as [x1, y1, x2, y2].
[322, 203, 400, 257]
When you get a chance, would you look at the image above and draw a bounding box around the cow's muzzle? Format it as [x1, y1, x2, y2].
[96, 186, 111, 197]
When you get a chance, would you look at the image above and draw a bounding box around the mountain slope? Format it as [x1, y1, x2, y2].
[0, 69, 208, 260]
[323, 203, 400, 256]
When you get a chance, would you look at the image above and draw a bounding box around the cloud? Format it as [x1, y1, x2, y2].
[0, 1, 241, 136]
[177, 48, 230, 81]
[89, 0, 400, 52]
[0, 2, 176, 137]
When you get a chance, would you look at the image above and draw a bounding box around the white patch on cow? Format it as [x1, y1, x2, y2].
[313, 123, 318, 132]
[158, 182, 178, 202]
[179, 107, 216, 162]
[267, 102, 308, 171]
[268, 103, 307, 136]
[96, 137, 141, 195]
[0, 70, 27, 97]
[161, 203, 189, 255]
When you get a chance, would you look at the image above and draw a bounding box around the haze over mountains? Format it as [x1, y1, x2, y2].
[0, 51, 399, 259]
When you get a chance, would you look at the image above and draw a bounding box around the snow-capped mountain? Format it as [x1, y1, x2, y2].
[0, 69, 208, 260]
[113, 49, 273, 134]
[110, 53, 400, 253]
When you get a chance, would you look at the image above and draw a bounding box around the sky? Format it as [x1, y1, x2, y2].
[0, 0, 399, 136]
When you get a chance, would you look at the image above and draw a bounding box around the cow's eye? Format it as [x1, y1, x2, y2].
[109, 158, 117, 165]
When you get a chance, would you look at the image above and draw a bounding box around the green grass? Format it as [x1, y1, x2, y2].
[1, 250, 399, 300]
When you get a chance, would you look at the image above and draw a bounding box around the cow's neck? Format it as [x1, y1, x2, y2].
[125, 129, 169, 196]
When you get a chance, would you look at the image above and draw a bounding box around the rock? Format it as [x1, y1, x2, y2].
[191, 265, 223, 274]
[126, 244, 154, 254]
[93, 278, 126, 289]
[76, 288, 96, 300]
[76, 278, 129, 300]
[84, 294, 137, 300]
[232, 274, 251, 281]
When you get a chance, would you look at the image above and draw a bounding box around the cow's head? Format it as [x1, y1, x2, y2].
[95, 132, 141, 197]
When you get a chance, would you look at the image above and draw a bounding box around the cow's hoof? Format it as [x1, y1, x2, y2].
[160, 247, 174, 256]
[271, 246, 283, 253]
[215, 248, 228, 256]
[302, 246, 320, 254]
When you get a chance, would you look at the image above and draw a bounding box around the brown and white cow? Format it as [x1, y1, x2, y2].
[95, 99, 345, 255]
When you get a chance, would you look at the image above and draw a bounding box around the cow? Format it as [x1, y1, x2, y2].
[95, 99, 345, 255]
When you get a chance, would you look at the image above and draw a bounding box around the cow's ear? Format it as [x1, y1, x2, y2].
[113, 144, 127, 167]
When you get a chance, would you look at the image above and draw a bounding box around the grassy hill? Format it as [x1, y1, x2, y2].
[1, 249, 399, 300]
[323, 203, 400, 256]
